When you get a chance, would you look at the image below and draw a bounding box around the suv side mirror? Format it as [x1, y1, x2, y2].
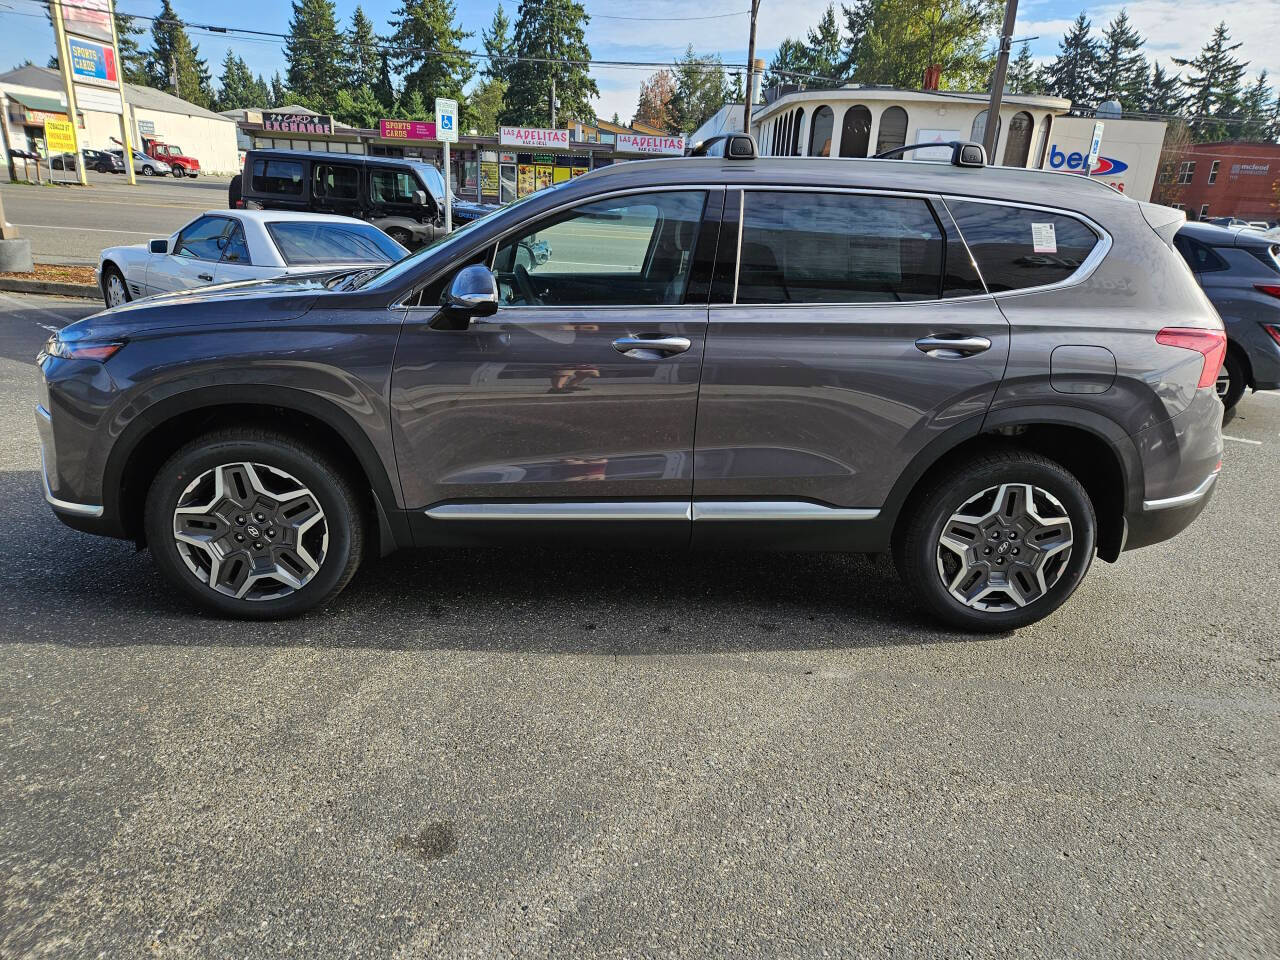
[149, 238, 169, 254]
[414, 189, 428, 206]
[430, 264, 499, 330]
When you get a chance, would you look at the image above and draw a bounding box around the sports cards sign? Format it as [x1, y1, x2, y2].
[67, 36, 119, 88]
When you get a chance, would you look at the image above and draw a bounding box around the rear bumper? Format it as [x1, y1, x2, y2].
[1124, 469, 1218, 552]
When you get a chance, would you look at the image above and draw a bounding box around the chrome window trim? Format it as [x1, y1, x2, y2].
[1142, 469, 1220, 512]
[394, 185, 724, 310]
[732, 189, 744, 304]
[425, 499, 880, 522]
[939, 195, 1113, 299]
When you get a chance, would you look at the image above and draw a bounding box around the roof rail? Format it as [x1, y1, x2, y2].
[873, 141, 987, 168]
[689, 134, 757, 159]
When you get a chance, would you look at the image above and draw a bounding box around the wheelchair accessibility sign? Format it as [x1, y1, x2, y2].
[436, 98, 458, 143]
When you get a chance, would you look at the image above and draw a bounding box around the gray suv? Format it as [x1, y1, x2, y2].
[36, 141, 1225, 631]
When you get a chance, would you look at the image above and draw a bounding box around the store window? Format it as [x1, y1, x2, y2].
[839, 106, 871, 158]
[808, 106, 835, 157]
[875, 106, 908, 155]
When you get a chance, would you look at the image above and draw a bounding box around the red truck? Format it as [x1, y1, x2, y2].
[140, 137, 201, 178]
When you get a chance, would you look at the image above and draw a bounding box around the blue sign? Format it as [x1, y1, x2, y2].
[1048, 144, 1129, 177]
[67, 36, 118, 88]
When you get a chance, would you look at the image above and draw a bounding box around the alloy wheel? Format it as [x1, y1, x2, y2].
[172, 461, 328, 601]
[106, 274, 127, 307]
[935, 482, 1074, 612]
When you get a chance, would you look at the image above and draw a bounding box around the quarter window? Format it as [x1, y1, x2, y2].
[492, 191, 707, 307]
[737, 192, 944, 304]
[251, 159, 304, 195]
[220, 222, 251, 264]
[173, 216, 230, 260]
[947, 200, 1101, 292]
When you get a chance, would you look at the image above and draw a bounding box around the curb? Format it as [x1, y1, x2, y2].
[0, 277, 100, 300]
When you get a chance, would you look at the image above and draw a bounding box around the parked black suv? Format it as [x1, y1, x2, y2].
[38, 141, 1224, 630]
[235, 149, 496, 248]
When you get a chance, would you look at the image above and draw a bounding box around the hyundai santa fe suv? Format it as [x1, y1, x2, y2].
[36, 138, 1225, 631]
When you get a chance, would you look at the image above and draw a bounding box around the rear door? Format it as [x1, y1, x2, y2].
[390, 188, 721, 545]
[692, 188, 1008, 544]
[310, 160, 361, 218]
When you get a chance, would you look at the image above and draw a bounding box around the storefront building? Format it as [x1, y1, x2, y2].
[1168, 142, 1280, 224]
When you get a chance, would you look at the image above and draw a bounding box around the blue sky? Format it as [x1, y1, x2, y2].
[2, 0, 1275, 122]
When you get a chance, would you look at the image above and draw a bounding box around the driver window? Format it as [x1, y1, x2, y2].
[174, 216, 230, 261]
[492, 191, 706, 307]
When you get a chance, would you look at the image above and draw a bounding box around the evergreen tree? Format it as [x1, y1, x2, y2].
[284, 0, 344, 107]
[765, 38, 808, 89]
[115, 12, 148, 85]
[1007, 44, 1039, 94]
[144, 0, 214, 108]
[838, 0, 999, 91]
[1095, 10, 1146, 110]
[394, 88, 428, 119]
[269, 72, 288, 107]
[610, 111, 620, 124]
[1144, 62, 1186, 116]
[1174, 22, 1249, 141]
[387, 0, 474, 107]
[216, 51, 258, 111]
[634, 70, 676, 129]
[466, 77, 506, 135]
[1239, 72, 1275, 142]
[502, 0, 598, 127]
[333, 86, 386, 127]
[482, 3, 516, 85]
[803, 4, 844, 81]
[668, 46, 731, 133]
[250, 74, 272, 107]
[346, 7, 383, 96]
[1043, 12, 1099, 106]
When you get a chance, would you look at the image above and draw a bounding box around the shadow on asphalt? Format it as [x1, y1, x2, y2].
[1, 470, 983, 652]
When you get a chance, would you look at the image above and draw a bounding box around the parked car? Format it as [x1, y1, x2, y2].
[237, 149, 498, 248]
[96, 209, 408, 307]
[49, 151, 77, 171]
[83, 148, 124, 173]
[110, 148, 171, 177]
[39, 137, 1224, 630]
[140, 136, 200, 178]
[1174, 221, 1280, 411]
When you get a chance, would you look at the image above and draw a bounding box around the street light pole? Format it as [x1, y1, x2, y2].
[742, 0, 761, 134]
[983, 0, 1019, 160]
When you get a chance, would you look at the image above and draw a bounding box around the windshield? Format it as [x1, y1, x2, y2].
[409, 161, 446, 199]
[267, 220, 407, 266]
[356, 182, 567, 291]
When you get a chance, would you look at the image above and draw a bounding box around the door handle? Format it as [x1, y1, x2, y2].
[612, 335, 692, 358]
[197, 272, 214, 282]
[915, 334, 992, 358]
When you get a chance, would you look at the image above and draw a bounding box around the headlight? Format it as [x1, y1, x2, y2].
[41, 332, 124, 361]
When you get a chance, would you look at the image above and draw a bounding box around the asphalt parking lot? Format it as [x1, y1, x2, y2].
[1, 292, 1277, 958]
[0, 171, 234, 265]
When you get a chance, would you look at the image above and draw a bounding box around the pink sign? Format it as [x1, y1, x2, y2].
[615, 133, 686, 156]
[379, 119, 438, 141]
[500, 126, 570, 148]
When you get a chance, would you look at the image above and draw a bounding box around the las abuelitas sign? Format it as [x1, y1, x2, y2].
[500, 126, 570, 148]
[615, 133, 686, 156]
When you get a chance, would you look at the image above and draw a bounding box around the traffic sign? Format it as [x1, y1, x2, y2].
[435, 97, 458, 144]
[1085, 121, 1104, 177]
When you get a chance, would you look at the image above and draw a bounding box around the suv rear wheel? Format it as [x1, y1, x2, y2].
[1216, 348, 1246, 412]
[143, 429, 363, 619]
[894, 449, 1096, 632]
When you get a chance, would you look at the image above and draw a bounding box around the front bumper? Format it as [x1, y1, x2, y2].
[36, 403, 106, 524]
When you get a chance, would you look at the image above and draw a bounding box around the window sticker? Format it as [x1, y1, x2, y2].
[1031, 221, 1057, 254]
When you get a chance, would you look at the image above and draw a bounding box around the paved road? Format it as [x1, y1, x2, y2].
[0, 172, 233, 265]
[1, 293, 1277, 959]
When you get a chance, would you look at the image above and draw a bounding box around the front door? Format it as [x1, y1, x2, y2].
[146, 215, 232, 294]
[692, 188, 1010, 547]
[390, 188, 719, 545]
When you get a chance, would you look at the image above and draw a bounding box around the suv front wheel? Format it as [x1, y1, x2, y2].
[144, 430, 364, 618]
[894, 450, 1096, 632]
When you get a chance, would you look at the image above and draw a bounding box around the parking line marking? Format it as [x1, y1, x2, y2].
[13, 223, 153, 236]
[0, 291, 78, 326]
[1222, 435, 1263, 445]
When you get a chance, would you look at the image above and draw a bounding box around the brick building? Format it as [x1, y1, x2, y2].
[1165, 142, 1280, 224]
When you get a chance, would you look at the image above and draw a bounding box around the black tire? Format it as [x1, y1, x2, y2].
[893, 448, 1097, 632]
[1217, 348, 1247, 412]
[171, 165, 185, 178]
[102, 264, 130, 308]
[385, 226, 413, 248]
[141, 165, 154, 177]
[143, 429, 364, 619]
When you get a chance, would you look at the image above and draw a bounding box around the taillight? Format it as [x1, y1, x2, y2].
[1156, 327, 1228, 389]
[1264, 323, 1280, 347]
[1254, 283, 1280, 299]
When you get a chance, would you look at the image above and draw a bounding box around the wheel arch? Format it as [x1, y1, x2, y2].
[884, 407, 1142, 563]
[104, 385, 408, 555]
[1226, 338, 1254, 389]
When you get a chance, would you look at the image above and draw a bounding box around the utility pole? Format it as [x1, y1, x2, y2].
[983, 0, 1019, 160]
[170, 54, 179, 98]
[550, 76, 556, 129]
[742, 0, 762, 133]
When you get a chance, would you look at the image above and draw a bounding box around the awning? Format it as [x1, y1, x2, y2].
[7, 91, 68, 115]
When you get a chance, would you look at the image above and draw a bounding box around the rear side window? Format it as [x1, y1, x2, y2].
[737, 192, 943, 303]
[220, 222, 251, 264]
[266, 221, 404, 265]
[948, 200, 1100, 292]
[314, 163, 359, 200]
[251, 159, 304, 196]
